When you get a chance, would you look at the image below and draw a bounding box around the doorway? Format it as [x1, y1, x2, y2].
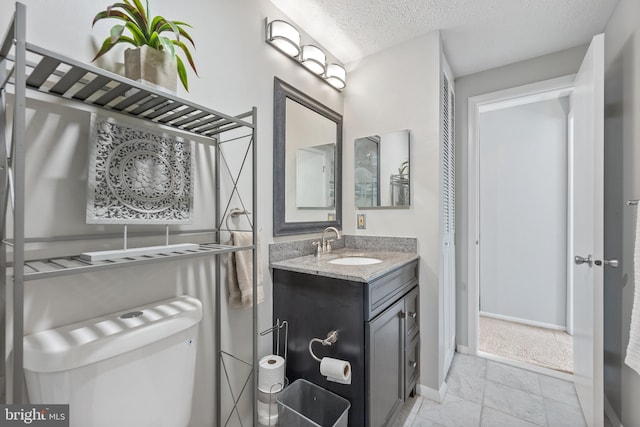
[467, 75, 576, 375]
[467, 35, 605, 426]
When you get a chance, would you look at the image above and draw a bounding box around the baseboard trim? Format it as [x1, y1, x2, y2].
[417, 381, 447, 403]
[604, 395, 623, 427]
[480, 311, 566, 331]
[456, 345, 470, 354]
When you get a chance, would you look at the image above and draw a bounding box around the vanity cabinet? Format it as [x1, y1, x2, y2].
[273, 259, 419, 427]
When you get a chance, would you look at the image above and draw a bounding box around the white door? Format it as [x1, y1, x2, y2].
[296, 148, 327, 207]
[571, 33, 604, 427]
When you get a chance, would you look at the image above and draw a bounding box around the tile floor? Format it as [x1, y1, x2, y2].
[394, 353, 586, 427]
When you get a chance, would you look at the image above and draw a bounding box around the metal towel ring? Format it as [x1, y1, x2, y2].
[225, 208, 250, 230]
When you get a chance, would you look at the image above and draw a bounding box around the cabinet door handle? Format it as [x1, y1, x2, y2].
[408, 312, 417, 319]
[409, 361, 417, 368]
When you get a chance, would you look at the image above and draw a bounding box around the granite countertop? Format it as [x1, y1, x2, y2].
[270, 248, 419, 283]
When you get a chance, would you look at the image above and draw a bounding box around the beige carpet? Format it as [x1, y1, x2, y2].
[479, 315, 573, 373]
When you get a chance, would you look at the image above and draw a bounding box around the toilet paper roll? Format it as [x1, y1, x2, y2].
[257, 411, 278, 426]
[258, 355, 285, 393]
[320, 357, 351, 384]
[257, 399, 278, 418]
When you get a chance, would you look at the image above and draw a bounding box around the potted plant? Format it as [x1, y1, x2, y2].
[92, 0, 198, 92]
[398, 160, 409, 176]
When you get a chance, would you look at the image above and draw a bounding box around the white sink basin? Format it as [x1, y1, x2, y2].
[328, 257, 382, 266]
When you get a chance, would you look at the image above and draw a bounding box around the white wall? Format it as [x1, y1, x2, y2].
[478, 98, 568, 328]
[603, 0, 640, 423]
[0, 1, 343, 425]
[455, 45, 587, 348]
[343, 33, 444, 391]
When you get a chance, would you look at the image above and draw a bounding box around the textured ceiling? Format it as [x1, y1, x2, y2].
[269, 0, 619, 77]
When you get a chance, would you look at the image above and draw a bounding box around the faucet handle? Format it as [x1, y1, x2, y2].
[312, 241, 322, 257]
[325, 239, 335, 253]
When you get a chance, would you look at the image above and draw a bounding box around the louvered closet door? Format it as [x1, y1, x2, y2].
[440, 72, 456, 375]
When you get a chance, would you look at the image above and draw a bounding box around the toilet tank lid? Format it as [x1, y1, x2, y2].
[24, 295, 202, 373]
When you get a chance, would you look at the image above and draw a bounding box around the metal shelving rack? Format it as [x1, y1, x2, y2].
[0, 3, 258, 424]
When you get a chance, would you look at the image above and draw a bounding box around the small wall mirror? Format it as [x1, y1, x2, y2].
[355, 129, 410, 208]
[273, 78, 343, 236]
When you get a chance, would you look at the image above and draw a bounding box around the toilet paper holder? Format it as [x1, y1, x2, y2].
[258, 319, 289, 421]
[308, 330, 339, 362]
[309, 331, 352, 385]
[260, 319, 289, 365]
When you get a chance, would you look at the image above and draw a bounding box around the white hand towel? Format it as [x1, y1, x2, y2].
[625, 209, 640, 374]
[227, 231, 264, 308]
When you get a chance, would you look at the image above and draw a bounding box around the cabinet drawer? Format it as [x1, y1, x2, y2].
[366, 261, 418, 321]
[404, 286, 419, 341]
[405, 335, 420, 399]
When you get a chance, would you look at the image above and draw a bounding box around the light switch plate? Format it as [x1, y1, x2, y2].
[357, 213, 366, 229]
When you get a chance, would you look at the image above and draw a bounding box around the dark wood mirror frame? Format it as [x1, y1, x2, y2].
[273, 77, 343, 236]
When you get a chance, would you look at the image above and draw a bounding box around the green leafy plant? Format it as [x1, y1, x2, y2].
[398, 160, 409, 175]
[92, 0, 198, 90]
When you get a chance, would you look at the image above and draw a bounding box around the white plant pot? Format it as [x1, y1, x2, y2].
[124, 45, 177, 93]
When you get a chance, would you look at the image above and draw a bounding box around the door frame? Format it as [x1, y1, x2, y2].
[466, 75, 575, 354]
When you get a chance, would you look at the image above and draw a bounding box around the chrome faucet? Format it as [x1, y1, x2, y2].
[313, 226, 342, 256]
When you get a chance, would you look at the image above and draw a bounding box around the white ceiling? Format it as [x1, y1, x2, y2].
[269, 0, 619, 77]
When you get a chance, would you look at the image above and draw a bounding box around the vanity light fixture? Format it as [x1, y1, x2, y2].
[265, 18, 346, 90]
[325, 63, 346, 90]
[266, 19, 301, 57]
[300, 45, 326, 75]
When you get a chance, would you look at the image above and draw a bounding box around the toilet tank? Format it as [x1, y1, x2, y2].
[23, 295, 202, 427]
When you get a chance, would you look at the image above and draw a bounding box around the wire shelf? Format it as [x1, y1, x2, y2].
[20, 243, 253, 281]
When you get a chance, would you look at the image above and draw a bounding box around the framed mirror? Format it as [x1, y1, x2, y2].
[273, 78, 343, 236]
[355, 129, 410, 208]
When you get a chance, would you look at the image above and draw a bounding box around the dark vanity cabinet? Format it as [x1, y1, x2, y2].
[273, 260, 419, 427]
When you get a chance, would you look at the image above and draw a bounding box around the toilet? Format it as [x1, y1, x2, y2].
[23, 295, 202, 427]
